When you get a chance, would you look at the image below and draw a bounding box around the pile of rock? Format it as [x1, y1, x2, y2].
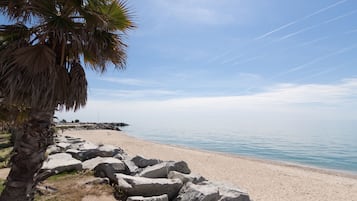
[41, 135, 251, 201]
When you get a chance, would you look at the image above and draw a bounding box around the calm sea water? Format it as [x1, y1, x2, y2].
[121, 123, 357, 174]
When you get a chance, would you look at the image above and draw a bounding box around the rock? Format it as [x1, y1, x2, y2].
[46, 145, 61, 155]
[138, 162, 168, 178]
[97, 144, 124, 157]
[115, 173, 183, 200]
[76, 141, 98, 150]
[41, 153, 82, 173]
[127, 194, 169, 201]
[69, 144, 123, 161]
[124, 159, 140, 175]
[168, 161, 191, 174]
[94, 163, 130, 184]
[113, 153, 125, 160]
[82, 157, 126, 170]
[56, 142, 71, 150]
[131, 155, 162, 168]
[176, 182, 220, 201]
[201, 182, 250, 201]
[83, 177, 110, 185]
[168, 171, 206, 184]
[139, 161, 191, 178]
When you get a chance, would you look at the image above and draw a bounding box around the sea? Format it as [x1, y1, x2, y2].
[121, 122, 357, 174]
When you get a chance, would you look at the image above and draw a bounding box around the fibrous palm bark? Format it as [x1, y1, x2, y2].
[0, 109, 54, 201]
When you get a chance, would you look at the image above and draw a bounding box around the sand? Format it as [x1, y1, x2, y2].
[63, 129, 357, 201]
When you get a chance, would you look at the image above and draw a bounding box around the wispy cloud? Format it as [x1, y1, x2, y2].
[99, 77, 158, 86]
[298, 36, 329, 47]
[276, 8, 357, 41]
[232, 56, 262, 66]
[324, 9, 357, 23]
[271, 44, 357, 79]
[58, 78, 357, 126]
[91, 88, 179, 99]
[255, 0, 348, 40]
[345, 28, 357, 34]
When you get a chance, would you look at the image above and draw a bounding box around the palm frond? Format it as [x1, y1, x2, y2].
[0, 0, 134, 111]
[66, 62, 87, 111]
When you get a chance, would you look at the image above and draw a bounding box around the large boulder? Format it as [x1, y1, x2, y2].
[71, 141, 98, 150]
[175, 182, 220, 201]
[115, 173, 183, 200]
[124, 159, 140, 175]
[168, 171, 206, 184]
[131, 155, 162, 168]
[69, 144, 123, 161]
[201, 181, 250, 201]
[46, 145, 62, 155]
[82, 156, 126, 170]
[94, 163, 130, 185]
[41, 153, 82, 174]
[126, 195, 168, 201]
[139, 161, 191, 178]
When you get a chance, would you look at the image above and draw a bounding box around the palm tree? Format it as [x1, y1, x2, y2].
[0, 0, 134, 200]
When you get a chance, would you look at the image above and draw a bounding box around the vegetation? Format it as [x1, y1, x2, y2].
[0, 0, 134, 200]
[0, 132, 12, 168]
[34, 171, 116, 201]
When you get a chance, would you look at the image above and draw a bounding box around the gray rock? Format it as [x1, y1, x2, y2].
[115, 173, 183, 200]
[176, 182, 219, 201]
[68, 144, 123, 161]
[97, 144, 124, 156]
[168, 171, 206, 184]
[168, 161, 191, 174]
[201, 182, 250, 201]
[94, 163, 130, 184]
[76, 141, 98, 150]
[127, 194, 169, 201]
[139, 161, 191, 178]
[124, 159, 140, 175]
[138, 162, 168, 178]
[41, 153, 82, 173]
[46, 145, 61, 155]
[56, 142, 71, 150]
[131, 155, 162, 168]
[82, 156, 126, 170]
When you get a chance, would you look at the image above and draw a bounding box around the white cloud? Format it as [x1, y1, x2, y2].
[59, 78, 357, 125]
[98, 77, 157, 86]
[90, 88, 178, 99]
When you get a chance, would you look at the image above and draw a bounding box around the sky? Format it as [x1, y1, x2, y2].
[2, 0, 357, 134]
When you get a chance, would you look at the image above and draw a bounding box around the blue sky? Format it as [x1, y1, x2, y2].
[2, 1, 357, 132]
[84, 0, 357, 100]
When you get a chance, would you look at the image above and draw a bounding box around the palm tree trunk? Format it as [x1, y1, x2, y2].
[0, 108, 54, 201]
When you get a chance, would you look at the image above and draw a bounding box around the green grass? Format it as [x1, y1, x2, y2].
[0, 132, 12, 168]
[0, 179, 4, 194]
[46, 170, 82, 181]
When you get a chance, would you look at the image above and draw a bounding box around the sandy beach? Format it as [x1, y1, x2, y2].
[63, 129, 357, 201]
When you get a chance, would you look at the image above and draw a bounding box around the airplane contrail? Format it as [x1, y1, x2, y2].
[255, 0, 348, 40]
[271, 43, 357, 80]
[276, 8, 357, 42]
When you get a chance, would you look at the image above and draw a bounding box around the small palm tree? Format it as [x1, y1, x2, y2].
[0, 0, 134, 200]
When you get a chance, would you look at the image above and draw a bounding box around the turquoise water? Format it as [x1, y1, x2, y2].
[122, 124, 357, 174]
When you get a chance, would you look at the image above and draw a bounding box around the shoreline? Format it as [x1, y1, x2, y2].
[122, 132, 357, 179]
[154, 140, 357, 180]
[63, 129, 357, 201]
